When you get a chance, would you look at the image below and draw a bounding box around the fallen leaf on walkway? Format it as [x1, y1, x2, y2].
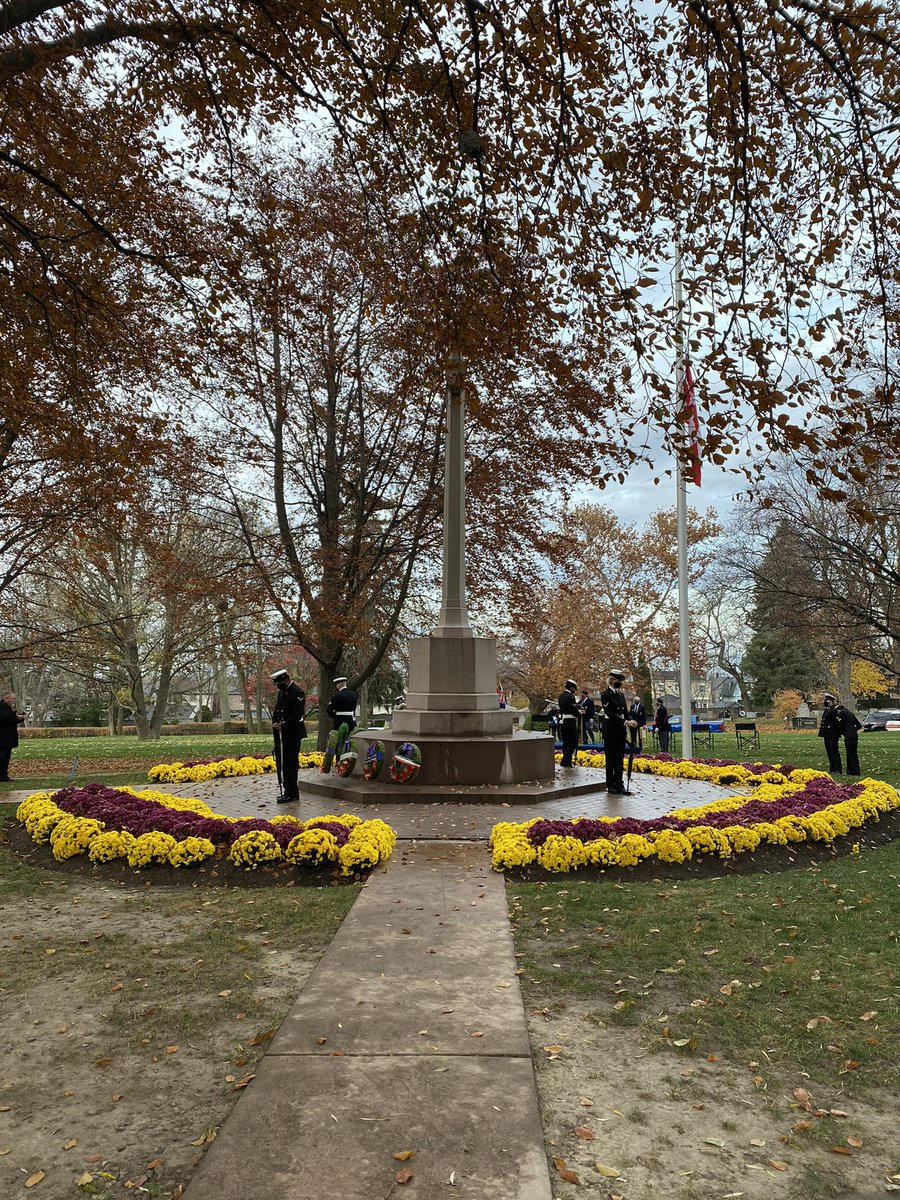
[94, 1059, 113, 1067]
[552, 1158, 580, 1184]
[76, 1173, 93, 1187]
[705, 1138, 725, 1147]
[595, 1162, 621, 1177]
[85, 1155, 102, 1163]
[249, 1029, 274, 1047]
[166, 1046, 179, 1055]
[25, 1171, 45, 1187]
[847, 1135, 863, 1148]
[63, 1140, 77, 1150]
[441, 1008, 454, 1014]
[579, 1098, 593, 1107]
[469, 1031, 483, 1038]
[393, 1151, 414, 1161]
[0, 1149, 10, 1156]
[395, 1168, 413, 1184]
[575, 1126, 595, 1140]
[750, 1139, 766, 1148]
[146, 1158, 165, 1170]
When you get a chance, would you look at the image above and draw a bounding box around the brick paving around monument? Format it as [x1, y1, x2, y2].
[150, 767, 734, 839]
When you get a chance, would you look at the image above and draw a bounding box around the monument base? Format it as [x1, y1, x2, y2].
[297, 762, 605, 805]
[349, 728, 554, 787]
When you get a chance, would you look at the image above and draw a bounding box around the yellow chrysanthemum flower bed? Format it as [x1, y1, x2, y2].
[147, 751, 325, 784]
[15, 789, 394, 877]
[491, 769, 900, 874]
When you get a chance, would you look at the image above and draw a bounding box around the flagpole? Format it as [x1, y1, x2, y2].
[674, 248, 693, 760]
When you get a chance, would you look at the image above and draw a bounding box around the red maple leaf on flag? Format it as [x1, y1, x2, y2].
[681, 360, 701, 486]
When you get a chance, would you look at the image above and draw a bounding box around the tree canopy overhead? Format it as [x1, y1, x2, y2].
[2, 0, 899, 491]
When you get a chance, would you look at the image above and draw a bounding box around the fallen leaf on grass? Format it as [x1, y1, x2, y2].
[395, 1168, 413, 1184]
[575, 1126, 595, 1140]
[595, 1162, 621, 1178]
[859, 1012, 877, 1021]
[0, 1149, 10, 1156]
[750, 1139, 766, 1147]
[63, 1139, 77, 1150]
[110, 984, 124, 993]
[166, 1045, 179, 1055]
[232, 1076, 255, 1090]
[249, 1029, 274, 1047]
[76, 1173, 93, 1187]
[792, 1087, 810, 1104]
[847, 1135, 863, 1148]
[146, 1158, 165, 1171]
[218, 990, 232, 998]
[769, 1160, 789, 1171]
[579, 1098, 593, 1107]
[94, 1059, 113, 1068]
[25, 1171, 45, 1187]
[840, 1060, 860, 1072]
[393, 1151, 414, 1161]
[831, 1146, 851, 1155]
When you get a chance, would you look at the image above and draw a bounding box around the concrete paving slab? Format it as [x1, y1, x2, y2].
[270, 842, 530, 1057]
[184, 1054, 552, 1200]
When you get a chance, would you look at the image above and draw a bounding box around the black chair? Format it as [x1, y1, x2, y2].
[694, 725, 716, 753]
[735, 722, 760, 752]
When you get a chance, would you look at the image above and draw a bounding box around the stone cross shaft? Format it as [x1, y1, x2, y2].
[437, 360, 473, 637]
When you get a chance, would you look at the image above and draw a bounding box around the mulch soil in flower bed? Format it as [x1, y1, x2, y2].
[1, 819, 363, 889]
[502, 806, 900, 883]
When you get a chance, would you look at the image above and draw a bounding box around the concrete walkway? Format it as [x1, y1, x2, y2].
[185, 840, 553, 1199]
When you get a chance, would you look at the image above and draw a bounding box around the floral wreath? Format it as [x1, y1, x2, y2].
[364, 740, 385, 781]
[320, 728, 340, 774]
[335, 736, 358, 778]
[390, 741, 422, 784]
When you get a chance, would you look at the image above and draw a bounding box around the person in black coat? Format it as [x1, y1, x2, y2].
[326, 676, 358, 732]
[627, 694, 647, 751]
[817, 692, 842, 774]
[557, 679, 580, 768]
[271, 669, 307, 803]
[654, 698, 670, 753]
[0, 692, 26, 781]
[834, 703, 863, 776]
[600, 669, 630, 793]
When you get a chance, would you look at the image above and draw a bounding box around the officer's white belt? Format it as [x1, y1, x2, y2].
[335, 711, 355, 716]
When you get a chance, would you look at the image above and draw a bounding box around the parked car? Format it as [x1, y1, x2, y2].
[862, 709, 900, 731]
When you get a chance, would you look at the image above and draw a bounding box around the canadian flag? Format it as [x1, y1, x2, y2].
[681, 360, 701, 486]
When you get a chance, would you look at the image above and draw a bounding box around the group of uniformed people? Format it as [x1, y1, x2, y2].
[270, 668, 358, 802]
[817, 691, 863, 776]
[558, 669, 645, 793]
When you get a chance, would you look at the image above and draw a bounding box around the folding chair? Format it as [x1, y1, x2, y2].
[735, 722, 760, 752]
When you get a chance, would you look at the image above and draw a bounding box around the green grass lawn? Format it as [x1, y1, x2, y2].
[0, 732, 317, 793]
[508, 835, 900, 1096]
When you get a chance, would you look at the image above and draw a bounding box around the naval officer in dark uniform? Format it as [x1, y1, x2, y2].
[600, 668, 630, 793]
[271, 668, 307, 803]
[557, 678, 581, 768]
[326, 675, 358, 732]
